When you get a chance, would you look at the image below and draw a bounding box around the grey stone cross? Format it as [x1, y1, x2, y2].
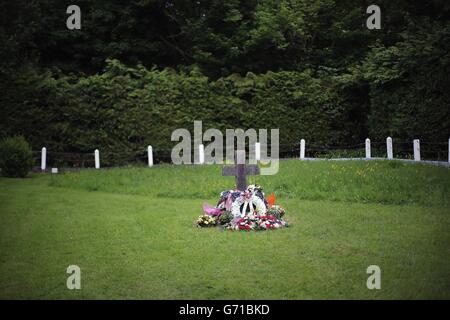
[222, 150, 260, 191]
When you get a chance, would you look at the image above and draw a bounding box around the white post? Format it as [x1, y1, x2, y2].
[237, 149, 246, 164]
[448, 138, 450, 163]
[300, 139, 305, 160]
[386, 137, 393, 159]
[365, 138, 371, 159]
[94, 149, 100, 169]
[147, 145, 153, 167]
[413, 139, 420, 161]
[255, 142, 261, 161]
[41, 147, 47, 171]
[199, 144, 205, 164]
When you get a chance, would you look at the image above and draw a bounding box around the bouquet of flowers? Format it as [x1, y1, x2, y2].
[255, 215, 288, 230]
[230, 215, 258, 231]
[226, 214, 289, 231]
[217, 211, 233, 225]
[266, 205, 286, 219]
[196, 214, 217, 228]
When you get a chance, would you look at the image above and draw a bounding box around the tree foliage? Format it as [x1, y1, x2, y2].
[0, 0, 449, 162]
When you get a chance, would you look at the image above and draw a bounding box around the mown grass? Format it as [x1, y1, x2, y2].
[48, 160, 450, 206]
[0, 160, 449, 299]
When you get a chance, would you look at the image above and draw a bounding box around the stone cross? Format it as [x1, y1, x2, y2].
[222, 150, 260, 191]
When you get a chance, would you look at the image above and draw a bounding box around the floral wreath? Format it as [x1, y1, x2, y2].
[218, 184, 267, 218]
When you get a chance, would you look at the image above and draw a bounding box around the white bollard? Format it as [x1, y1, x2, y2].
[365, 138, 371, 159]
[199, 144, 205, 164]
[255, 142, 261, 161]
[413, 139, 420, 161]
[41, 147, 47, 171]
[94, 149, 100, 169]
[386, 137, 393, 159]
[300, 139, 305, 160]
[147, 145, 153, 167]
[236, 149, 246, 164]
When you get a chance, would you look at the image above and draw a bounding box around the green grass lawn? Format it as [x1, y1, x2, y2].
[0, 160, 449, 299]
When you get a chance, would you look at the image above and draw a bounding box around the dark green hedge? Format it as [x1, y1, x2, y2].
[0, 60, 360, 159]
[1, 21, 449, 164]
[0, 135, 33, 177]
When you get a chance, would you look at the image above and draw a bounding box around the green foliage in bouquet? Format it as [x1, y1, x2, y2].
[217, 211, 233, 225]
[266, 205, 286, 220]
